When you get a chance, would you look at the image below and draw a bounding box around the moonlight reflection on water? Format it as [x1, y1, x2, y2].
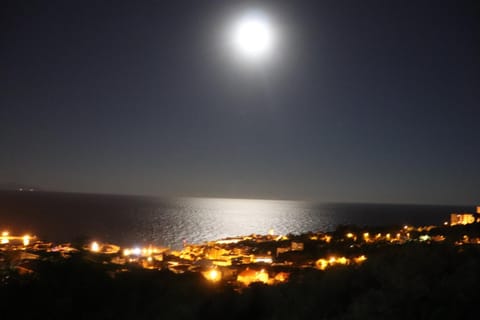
[0, 192, 465, 249]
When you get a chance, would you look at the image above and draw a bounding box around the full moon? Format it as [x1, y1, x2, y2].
[231, 12, 275, 60]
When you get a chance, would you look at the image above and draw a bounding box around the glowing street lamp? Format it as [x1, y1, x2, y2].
[23, 235, 30, 246]
[203, 268, 221, 282]
[91, 241, 100, 252]
[1, 231, 9, 244]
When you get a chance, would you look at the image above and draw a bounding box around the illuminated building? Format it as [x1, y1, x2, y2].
[431, 235, 445, 242]
[315, 255, 367, 270]
[363, 233, 369, 242]
[253, 255, 272, 264]
[274, 272, 289, 283]
[450, 213, 475, 226]
[276, 246, 290, 256]
[212, 258, 231, 267]
[354, 255, 367, 263]
[122, 245, 167, 257]
[291, 241, 304, 251]
[237, 269, 269, 286]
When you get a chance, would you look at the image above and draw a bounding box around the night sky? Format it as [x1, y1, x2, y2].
[1, 0, 479, 204]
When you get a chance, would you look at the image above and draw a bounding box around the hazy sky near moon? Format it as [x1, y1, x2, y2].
[1, 0, 479, 204]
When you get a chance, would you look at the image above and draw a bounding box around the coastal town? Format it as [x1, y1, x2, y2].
[2, 207, 480, 288]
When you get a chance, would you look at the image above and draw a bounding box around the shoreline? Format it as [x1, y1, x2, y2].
[2, 221, 480, 318]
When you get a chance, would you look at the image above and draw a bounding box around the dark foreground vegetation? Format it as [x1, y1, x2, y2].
[1, 242, 480, 320]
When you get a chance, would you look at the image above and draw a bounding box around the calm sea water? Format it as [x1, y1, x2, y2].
[0, 191, 472, 249]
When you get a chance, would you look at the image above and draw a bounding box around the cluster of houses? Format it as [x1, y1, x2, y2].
[0, 229, 367, 286]
[2, 206, 480, 286]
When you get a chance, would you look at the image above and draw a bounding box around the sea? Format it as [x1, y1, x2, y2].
[0, 191, 473, 249]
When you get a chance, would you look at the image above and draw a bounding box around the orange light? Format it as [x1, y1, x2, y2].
[256, 269, 269, 284]
[316, 259, 328, 270]
[337, 257, 348, 264]
[355, 255, 367, 263]
[274, 272, 289, 282]
[203, 269, 221, 282]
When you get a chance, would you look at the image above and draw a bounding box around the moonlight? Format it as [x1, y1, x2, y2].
[230, 11, 276, 61]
